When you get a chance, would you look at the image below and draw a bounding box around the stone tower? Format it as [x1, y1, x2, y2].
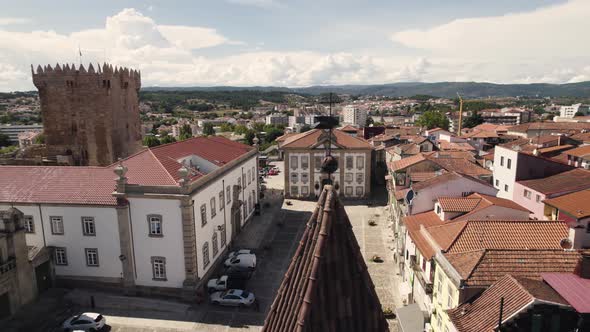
[32, 63, 141, 166]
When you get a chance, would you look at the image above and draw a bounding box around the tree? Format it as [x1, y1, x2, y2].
[265, 127, 284, 143]
[462, 112, 484, 128]
[143, 136, 161, 147]
[219, 123, 235, 132]
[0, 133, 10, 147]
[233, 125, 249, 135]
[574, 111, 585, 117]
[300, 124, 312, 133]
[365, 117, 374, 127]
[34, 133, 45, 144]
[160, 135, 177, 144]
[202, 122, 215, 136]
[244, 129, 256, 145]
[179, 124, 192, 140]
[416, 110, 450, 130]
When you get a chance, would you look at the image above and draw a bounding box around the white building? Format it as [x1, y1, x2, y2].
[0, 124, 43, 144]
[342, 106, 367, 127]
[559, 103, 590, 118]
[280, 129, 372, 199]
[0, 136, 259, 299]
[265, 113, 289, 126]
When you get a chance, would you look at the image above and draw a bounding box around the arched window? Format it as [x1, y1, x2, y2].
[202, 242, 210, 268]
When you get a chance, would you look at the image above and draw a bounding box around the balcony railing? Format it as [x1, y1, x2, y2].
[0, 258, 16, 276]
[410, 261, 433, 294]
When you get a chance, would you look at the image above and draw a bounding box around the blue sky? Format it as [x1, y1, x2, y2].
[1, 0, 588, 91]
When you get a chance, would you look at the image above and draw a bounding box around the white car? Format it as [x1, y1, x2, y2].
[224, 253, 256, 270]
[210, 289, 256, 307]
[62, 312, 106, 331]
[227, 249, 252, 260]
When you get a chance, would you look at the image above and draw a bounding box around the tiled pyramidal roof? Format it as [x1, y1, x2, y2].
[262, 186, 388, 332]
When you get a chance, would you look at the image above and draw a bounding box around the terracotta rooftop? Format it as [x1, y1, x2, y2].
[339, 124, 359, 133]
[448, 275, 569, 332]
[438, 141, 476, 151]
[429, 220, 568, 254]
[402, 211, 445, 260]
[571, 132, 590, 143]
[544, 190, 590, 219]
[262, 186, 388, 332]
[280, 129, 371, 149]
[518, 169, 590, 195]
[443, 193, 531, 221]
[437, 197, 481, 212]
[411, 172, 473, 191]
[388, 153, 428, 172]
[429, 157, 492, 178]
[472, 123, 509, 133]
[409, 172, 438, 182]
[564, 144, 590, 158]
[449, 249, 582, 287]
[429, 151, 476, 162]
[460, 130, 499, 139]
[508, 122, 590, 133]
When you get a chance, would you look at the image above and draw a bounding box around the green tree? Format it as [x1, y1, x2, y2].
[251, 122, 265, 132]
[0, 133, 10, 147]
[265, 127, 284, 143]
[574, 111, 585, 117]
[202, 122, 215, 136]
[244, 129, 256, 145]
[416, 110, 450, 130]
[179, 124, 193, 140]
[365, 117, 374, 127]
[160, 135, 177, 144]
[143, 135, 161, 147]
[462, 112, 484, 128]
[219, 123, 235, 132]
[234, 125, 249, 135]
[34, 133, 45, 144]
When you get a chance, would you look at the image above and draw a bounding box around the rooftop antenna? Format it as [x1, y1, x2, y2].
[457, 92, 464, 135]
[78, 45, 82, 67]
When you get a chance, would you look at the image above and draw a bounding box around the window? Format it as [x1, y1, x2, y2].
[242, 173, 246, 189]
[536, 194, 541, 203]
[421, 257, 426, 271]
[247, 169, 251, 185]
[301, 156, 309, 170]
[252, 166, 255, 182]
[301, 173, 309, 184]
[81, 217, 96, 236]
[291, 186, 299, 196]
[211, 197, 216, 218]
[24, 216, 34, 233]
[54, 247, 67, 265]
[203, 242, 210, 268]
[148, 215, 162, 236]
[436, 205, 441, 214]
[219, 191, 224, 211]
[50, 216, 64, 235]
[524, 189, 531, 199]
[85, 248, 99, 266]
[356, 173, 363, 184]
[495, 179, 499, 187]
[220, 227, 227, 247]
[345, 173, 353, 183]
[152, 257, 166, 280]
[437, 274, 443, 300]
[507, 158, 512, 169]
[356, 186, 364, 196]
[346, 156, 353, 169]
[226, 186, 231, 204]
[356, 156, 364, 169]
[291, 173, 298, 184]
[345, 186, 353, 196]
[212, 233, 219, 257]
[500, 156, 504, 166]
[314, 156, 322, 170]
[447, 285, 454, 309]
[200, 204, 207, 226]
[237, 178, 242, 191]
[290, 156, 298, 169]
[301, 185, 309, 195]
[504, 184, 509, 192]
[587, 221, 590, 234]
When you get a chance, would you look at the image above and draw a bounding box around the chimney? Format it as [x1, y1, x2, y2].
[581, 253, 590, 279]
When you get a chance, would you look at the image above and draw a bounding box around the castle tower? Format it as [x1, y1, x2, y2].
[32, 63, 142, 166]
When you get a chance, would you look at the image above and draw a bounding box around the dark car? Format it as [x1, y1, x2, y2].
[224, 266, 253, 280]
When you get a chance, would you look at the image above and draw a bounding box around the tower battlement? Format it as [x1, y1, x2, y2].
[32, 63, 142, 166]
[32, 63, 141, 90]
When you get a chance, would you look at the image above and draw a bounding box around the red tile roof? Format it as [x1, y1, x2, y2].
[388, 153, 428, 172]
[544, 190, 590, 219]
[438, 141, 476, 151]
[565, 145, 590, 158]
[438, 197, 481, 212]
[263, 186, 388, 332]
[403, 211, 445, 260]
[280, 129, 371, 149]
[448, 275, 569, 332]
[409, 172, 438, 182]
[457, 249, 582, 287]
[543, 272, 590, 313]
[0, 166, 117, 205]
[517, 169, 590, 195]
[429, 157, 492, 178]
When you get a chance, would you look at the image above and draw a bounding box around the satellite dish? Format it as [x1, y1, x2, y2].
[405, 190, 415, 204]
[560, 238, 573, 250]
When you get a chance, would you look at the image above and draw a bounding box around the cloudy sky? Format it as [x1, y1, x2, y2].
[1, 0, 589, 91]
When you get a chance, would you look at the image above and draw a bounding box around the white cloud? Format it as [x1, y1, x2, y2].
[226, 0, 283, 9]
[0, 17, 31, 25]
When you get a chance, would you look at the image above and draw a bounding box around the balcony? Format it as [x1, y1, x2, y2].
[0, 258, 16, 276]
[410, 261, 433, 295]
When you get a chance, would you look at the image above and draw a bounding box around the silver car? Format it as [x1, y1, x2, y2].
[210, 289, 256, 307]
[62, 312, 106, 331]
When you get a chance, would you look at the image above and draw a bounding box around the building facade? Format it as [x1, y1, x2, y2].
[32, 63, 141, 166]
[560, 103, 590, 118]
[280, 129, 372, 199]
[342, 106, 368, 128]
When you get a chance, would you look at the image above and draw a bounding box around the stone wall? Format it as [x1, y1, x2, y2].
[32, 63, 141, 166]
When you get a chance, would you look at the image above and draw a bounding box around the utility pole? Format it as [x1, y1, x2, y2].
[456, 92, 464, 135]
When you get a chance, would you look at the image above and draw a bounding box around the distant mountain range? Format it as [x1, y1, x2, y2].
[143, 81, 590, 98]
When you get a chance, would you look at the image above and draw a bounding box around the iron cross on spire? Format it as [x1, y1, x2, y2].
[314, 92, 340, 185]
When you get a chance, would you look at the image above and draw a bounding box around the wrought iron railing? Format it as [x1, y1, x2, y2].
[0, 258, 16, 276]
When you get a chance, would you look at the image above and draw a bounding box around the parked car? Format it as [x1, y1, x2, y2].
[224, 253, 256, 270]
[227, 249, 253, 260]
[207, 275, 247, 293]
[224, 266, 253, 280]
[268, 169, 278, 176]
[62, 312, 106, 332]
[210, 289, 256, 307]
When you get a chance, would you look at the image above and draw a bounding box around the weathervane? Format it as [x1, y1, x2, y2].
[315, 92, 340, 186]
